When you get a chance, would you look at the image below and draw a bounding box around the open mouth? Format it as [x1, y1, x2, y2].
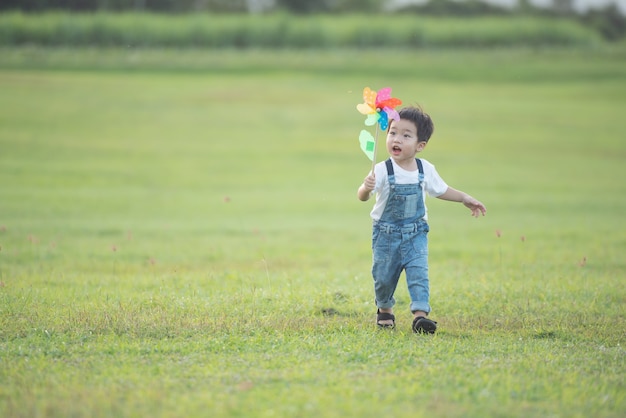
[392, 145, 402, 154]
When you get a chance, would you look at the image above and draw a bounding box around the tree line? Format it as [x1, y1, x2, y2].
[0, 0, 623, 40]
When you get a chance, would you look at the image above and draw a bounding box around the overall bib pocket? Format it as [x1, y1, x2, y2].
[391, 194, 420, 220]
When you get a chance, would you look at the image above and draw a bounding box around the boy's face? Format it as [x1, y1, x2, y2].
[386, 119, 426, 162]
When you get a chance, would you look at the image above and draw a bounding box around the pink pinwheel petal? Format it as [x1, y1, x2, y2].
[384, 107, 400, 121]
[376, 87, 392, 104]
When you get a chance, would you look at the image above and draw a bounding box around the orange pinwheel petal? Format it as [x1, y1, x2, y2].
[362, 87, 377, 108]
[377, 98, 402, 109]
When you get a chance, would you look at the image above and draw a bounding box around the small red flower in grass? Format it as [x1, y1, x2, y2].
[495, 229, 502, 238]
[111, 245, 117, 252]
[224, 196, 231, 203]
[520, 235, 526, 242]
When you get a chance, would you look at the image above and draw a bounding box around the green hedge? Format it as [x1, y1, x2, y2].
[0, 12, 604, 48]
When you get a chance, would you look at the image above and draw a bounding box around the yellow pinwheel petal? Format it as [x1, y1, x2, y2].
[357, 103, 375, 115]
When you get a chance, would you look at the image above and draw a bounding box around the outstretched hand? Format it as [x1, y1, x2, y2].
[462, 196, 487, 218]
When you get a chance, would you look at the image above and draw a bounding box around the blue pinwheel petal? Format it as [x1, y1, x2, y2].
[378, 110, 388, 130]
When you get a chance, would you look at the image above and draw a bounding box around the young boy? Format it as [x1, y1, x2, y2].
[357, 106, 486, 333]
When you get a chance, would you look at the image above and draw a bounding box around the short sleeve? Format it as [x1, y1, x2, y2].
[422, 160, 448, 197]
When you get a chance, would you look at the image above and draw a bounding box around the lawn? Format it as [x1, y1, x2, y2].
[0, 47, 625, 417]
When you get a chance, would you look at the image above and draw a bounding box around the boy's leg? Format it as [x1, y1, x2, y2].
[405, 259, 430, 314]
[372, 259, 403, 316]
[404, 228, 437, 333]
[372, 229, 402, 325]
[405, 253, 437, 334]
[404, 227, 430, 314]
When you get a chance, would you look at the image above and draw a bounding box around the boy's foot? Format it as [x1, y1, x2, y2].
[412, 316, 437, 334]
[376, 309, 395, 329]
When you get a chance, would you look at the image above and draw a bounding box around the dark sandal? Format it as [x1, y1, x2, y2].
[376, 309, 395, 329]
[412, 316, 437, 334]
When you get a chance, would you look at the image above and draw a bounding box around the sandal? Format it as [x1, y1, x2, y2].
[376, 309, 395, 329]
[412, 316, 437, 334]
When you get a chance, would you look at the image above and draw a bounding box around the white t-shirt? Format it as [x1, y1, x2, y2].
[369, 158, 448, 221]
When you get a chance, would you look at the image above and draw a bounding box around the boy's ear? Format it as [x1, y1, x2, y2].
[417, 141, 427, 152]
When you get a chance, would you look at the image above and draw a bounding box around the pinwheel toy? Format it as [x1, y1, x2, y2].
[356, 87, 402, 172]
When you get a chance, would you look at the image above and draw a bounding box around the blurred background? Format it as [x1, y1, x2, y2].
[0, 0, 624, 45]
[2, 0, 626, 15]
[0, 0, 624, 271]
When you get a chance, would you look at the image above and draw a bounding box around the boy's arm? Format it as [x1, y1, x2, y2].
[437, 187, 487, 218]
[357, 174, 376, 201]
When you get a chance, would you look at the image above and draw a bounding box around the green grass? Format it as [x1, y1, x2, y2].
[0, 47, 625, 417]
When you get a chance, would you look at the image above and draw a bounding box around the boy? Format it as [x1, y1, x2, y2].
[357, 106, 486, 333]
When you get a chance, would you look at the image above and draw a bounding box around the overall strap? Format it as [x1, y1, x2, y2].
[416, 158, 423, 174]
[385, 158, 396, 186]
[385, 158, 394, 175]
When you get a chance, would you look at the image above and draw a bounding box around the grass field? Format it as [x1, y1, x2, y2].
[0, 47, 625, 417]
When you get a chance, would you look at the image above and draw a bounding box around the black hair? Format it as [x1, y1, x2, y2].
[396, 106, 434, 143]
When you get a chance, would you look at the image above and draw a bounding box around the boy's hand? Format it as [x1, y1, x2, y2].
[462, 196, 487, 218]
[362, 174, 376, 192]
[357, 174, 376, 201]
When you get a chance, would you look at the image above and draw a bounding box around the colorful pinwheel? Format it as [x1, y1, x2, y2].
[356, 87, 402, 167]
[356, 87, 402, 131]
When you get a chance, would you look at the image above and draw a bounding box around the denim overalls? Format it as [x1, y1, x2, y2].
[372, 158, 431, 313]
